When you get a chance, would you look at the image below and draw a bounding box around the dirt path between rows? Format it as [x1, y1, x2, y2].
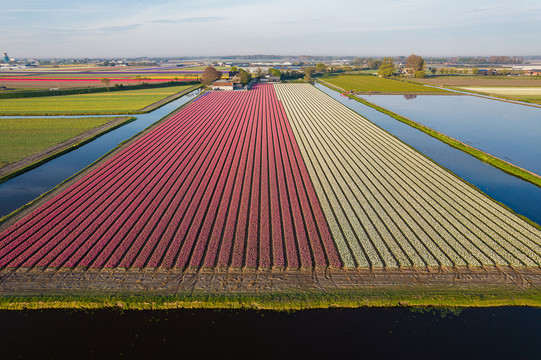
[0, 266, 539, 296]
[0, 116, 134, 182]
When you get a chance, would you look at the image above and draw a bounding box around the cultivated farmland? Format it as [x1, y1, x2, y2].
[274, 84, 541, 268]
[0, 84, 340, 269]
[0, 85, 194, 116]
[0, 83, 540, 295]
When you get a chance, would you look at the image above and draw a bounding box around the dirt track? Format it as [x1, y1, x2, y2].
[0, 266, 539, 295]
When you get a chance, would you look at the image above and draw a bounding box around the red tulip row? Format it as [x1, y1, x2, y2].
[0, 84, 341, 269]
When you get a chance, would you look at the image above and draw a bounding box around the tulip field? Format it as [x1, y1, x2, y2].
[1, 83, 541, 271]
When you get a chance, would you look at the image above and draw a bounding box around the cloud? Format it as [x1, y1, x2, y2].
[149, 16, 227, 24]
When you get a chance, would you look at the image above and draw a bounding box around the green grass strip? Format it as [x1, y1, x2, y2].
[0, 287, 540, 310]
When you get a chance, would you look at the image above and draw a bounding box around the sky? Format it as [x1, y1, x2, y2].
[1, 0, 540, 58]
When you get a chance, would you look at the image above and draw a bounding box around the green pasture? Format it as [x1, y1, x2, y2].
[0, 85, 193, 115]
[318, 74, 450, 93]
[0, 117, 119, 168]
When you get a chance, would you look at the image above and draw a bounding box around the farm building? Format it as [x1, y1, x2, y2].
[212, 80, 234, 91]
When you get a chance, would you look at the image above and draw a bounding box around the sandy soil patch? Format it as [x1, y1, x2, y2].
[460, 87, 541, 95]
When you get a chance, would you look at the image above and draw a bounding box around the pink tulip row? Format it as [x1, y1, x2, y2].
[0, 84, 342, 270]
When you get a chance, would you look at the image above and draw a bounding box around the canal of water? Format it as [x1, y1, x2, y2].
[315, 83, 541, 226]
[1, 307, 539, 358]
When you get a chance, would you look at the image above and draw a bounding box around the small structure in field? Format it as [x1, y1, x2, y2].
[260, 75, 281, 83]
[212, 80, 234, 91]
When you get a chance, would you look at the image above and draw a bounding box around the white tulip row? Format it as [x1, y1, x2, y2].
[274, 83, 541, 268]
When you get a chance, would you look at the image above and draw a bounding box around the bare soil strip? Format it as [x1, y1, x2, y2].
[0, 266, 539, 296]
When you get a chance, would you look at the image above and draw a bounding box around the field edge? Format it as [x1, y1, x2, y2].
[0, 287, 540, 310]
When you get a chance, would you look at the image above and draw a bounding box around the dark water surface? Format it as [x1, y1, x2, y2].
[358, 93, 541, 176]
[0, 89, 201, 218]
[0, 307, 539, 359]
[315, 84, 541, 226]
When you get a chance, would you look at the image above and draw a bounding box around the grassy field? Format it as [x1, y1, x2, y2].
[318, 74, 450, 93]
[0, 85, 194, 115]
[0, 117, 119, 168]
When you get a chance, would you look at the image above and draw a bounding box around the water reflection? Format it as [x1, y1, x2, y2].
[403, 94, 417, 100]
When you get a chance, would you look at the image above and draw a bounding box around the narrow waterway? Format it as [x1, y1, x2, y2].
[1, 307, 539, 358]
[0, 88, 201, 218]
[315, 83, 541, 225]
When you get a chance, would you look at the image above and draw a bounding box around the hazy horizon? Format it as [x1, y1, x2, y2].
[1, 0, 540, 58]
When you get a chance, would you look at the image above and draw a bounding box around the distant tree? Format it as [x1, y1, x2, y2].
[414, 70, 426, 78]
[238, 69, 252, 85]
[367, 59, 383, 70]
[201, 66, 223, 86]
[100, 78, 111, 90]
[134, 75, 143, 84]
[378, 57, 395, 77]
[406, 54, 424, 72]
[315, 63, 327, 72]
[430, 67, 437, 76]
[256, 67, 264, 78]
[304, 67, 315, 81]
[269, 68, 281, 77]
[230, 66, 238, 72]
[500, 68, 510, 76]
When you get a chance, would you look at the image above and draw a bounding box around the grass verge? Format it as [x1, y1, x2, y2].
[0, 287, 540, 310]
